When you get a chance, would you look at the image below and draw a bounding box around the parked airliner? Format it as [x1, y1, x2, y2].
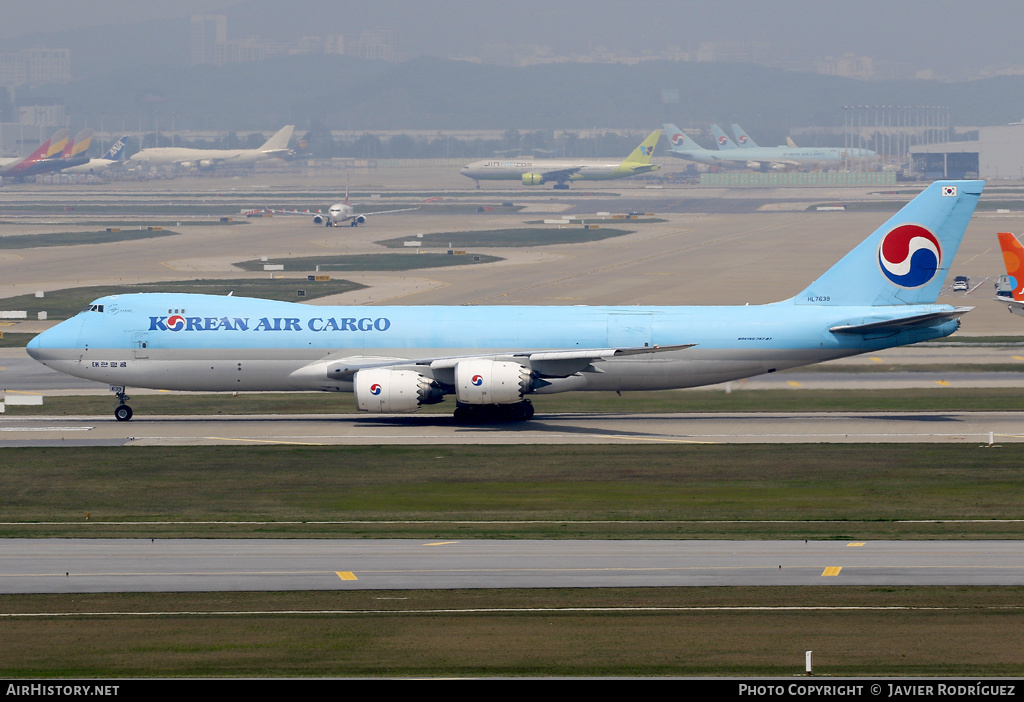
[27, 181, 982, 422]
[460, 131, 661, 189]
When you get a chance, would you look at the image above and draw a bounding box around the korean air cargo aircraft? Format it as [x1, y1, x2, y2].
[27, 181, 982, 423]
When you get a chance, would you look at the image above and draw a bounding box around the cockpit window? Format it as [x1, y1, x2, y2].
[83, 304, 105, 313]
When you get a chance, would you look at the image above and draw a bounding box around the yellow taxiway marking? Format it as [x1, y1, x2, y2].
[206, 436, 328, 446]
[869, 357, 883, 362]
[935, 380, 951, 386]
[336, 572, 358, 581]
[1014, 356, 1024, 362]
[786, 381, 802, 388]
[847, 543, 866, 547]
[4, 390, 42, 395]
[425, 542, 458, 547]
[822, 567, 842, 577]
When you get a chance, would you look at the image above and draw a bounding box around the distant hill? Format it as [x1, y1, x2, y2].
[20, 54, 1024, 137]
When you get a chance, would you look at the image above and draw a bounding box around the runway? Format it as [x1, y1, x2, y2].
[2, 539, 1022, 593]
[3, 409, 1023, 446]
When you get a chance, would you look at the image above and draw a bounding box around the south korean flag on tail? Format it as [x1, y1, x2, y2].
[942, 185, 958, 197]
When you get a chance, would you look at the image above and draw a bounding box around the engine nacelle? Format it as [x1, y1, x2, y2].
[454, 359, 532, 405]
[746, 160, 762, 170]
[354, 368, 444, 413]
[353, 214, 367, 225]
[313, 214, 326, 224]
[521, 173, 544, 186]
[199, 159, 215, 169]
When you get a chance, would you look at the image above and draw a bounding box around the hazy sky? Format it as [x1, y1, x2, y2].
[3, 0, 1023, 77]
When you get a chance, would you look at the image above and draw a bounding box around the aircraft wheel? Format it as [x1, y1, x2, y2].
[114, 404, 133, 422]
[453, 405, 476, 424]
[512, 401, 535, 421]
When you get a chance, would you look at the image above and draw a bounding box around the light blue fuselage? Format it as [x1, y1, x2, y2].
[27, 292, 960, 395]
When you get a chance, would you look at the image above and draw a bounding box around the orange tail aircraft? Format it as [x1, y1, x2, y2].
[996, 232, 1024, 315]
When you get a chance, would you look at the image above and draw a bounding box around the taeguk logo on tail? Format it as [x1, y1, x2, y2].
[878, 224, 942, 288]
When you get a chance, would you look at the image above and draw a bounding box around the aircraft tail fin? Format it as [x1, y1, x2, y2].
[260, 125, 295, 154]
[102, 136, 130, 162]
[622, 130, 661, 164]
[997, 232, 1024, 301]
[794, 181, 984, 307]
[662, 124, 705, 152]
[44, 129, 72, 159]
[786, 136, 799, 148]
[731, 124, 759, 149]
[710, 124, 738, 150]
[66, 129, 94, 159]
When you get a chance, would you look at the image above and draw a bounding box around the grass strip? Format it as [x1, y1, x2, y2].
[233, 252, 502, 272]
[2, 444, 1024, 539]
[2, 587, 1022, 677]
[10, 387, 1024, 417]
[0, 278, 366, 320]
[375, 227, 634, 248]
[0, 229, 179, 249]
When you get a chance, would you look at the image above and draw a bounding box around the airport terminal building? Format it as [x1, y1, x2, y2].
[910, 125, 1024, 180]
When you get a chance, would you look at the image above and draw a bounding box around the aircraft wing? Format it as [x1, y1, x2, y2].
[538, 167, 582, 183]
[997, 298, 1024, 318]
[290, 343, 697, 384]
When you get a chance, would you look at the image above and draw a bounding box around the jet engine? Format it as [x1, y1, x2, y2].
[313, 214, 326, 224]
[521, 173, 544, 186]
[199, 159, 215, 169]
[454, 359, 532, 405]
[353, 214, 367, 225]
[354, 368, 444, 413]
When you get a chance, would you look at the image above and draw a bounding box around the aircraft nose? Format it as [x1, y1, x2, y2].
[26, 317, 83, 363]
[25, 332, 41, 360]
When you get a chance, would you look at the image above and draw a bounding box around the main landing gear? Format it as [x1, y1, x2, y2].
[112, 386, 133, 421]
[453, 400, 535, 424]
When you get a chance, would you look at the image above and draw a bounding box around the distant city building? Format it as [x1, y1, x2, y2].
[0, 48, 70, 88]
[190, 15, 227, 66]
[18, 104, 67, 126]
[347, 29, 396, 62]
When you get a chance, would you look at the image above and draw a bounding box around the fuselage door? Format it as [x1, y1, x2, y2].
[132, 332, 150, 359]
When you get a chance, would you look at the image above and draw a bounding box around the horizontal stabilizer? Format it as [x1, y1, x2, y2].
[830, 307, 972, 335]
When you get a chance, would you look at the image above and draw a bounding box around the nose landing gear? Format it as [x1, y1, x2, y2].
[112, 386, 133, 421]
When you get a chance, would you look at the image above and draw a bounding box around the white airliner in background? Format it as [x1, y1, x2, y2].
[253, 187, 420, 227]
[27, 181, 982, 423]
[460, 130, 661, 189]
[128, 125, 294, 169]
[62, 136, 130, 175]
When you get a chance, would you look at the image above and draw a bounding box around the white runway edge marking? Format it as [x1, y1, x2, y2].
[5, 605, 1023, 619]
[4, 519, 1024, 525]
[0, 427, 93, 432]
